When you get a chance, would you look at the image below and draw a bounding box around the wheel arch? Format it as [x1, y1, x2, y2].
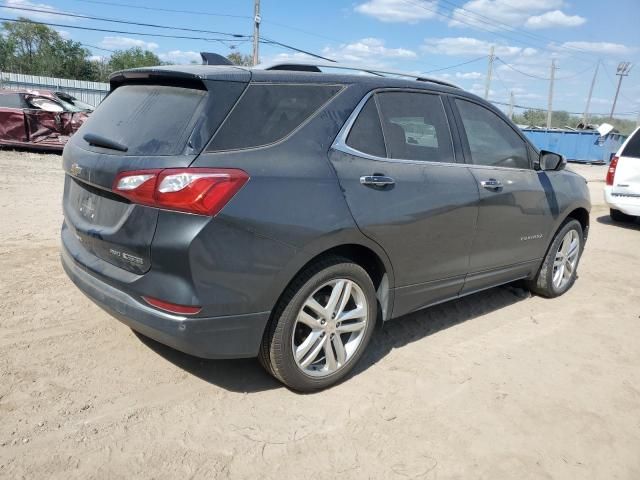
[267, 241, 395, 329]
[566, 207, 590, 241]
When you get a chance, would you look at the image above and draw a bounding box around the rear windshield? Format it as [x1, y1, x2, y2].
[207, 83, 342, 151]
[77, 84, 207, 156]
[622, 129, 640, 159]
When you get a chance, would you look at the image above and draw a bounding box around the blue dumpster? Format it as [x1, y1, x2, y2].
[522, 128, 627, 164]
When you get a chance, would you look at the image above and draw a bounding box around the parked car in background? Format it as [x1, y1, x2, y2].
[0, 89, 92, 151]
[61, 63, 591, 391]
[605, 126, 640, 222]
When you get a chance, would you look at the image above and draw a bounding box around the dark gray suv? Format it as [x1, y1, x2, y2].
[61, 63, 590, 391]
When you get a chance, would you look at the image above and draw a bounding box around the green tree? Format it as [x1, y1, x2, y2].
[107, 47, 161, 73]
[227, 52, 253, 66]
[0, 18, 96, 79]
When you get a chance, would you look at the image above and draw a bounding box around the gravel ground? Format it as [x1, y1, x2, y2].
[1, 150, 639, 479]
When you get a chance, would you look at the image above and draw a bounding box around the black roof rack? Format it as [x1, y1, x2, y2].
[255, 61, 460, 89]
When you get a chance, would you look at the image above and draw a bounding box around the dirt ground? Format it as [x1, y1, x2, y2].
[1, 150, 639, 479]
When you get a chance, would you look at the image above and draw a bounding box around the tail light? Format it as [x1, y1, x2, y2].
[606, 156, 619, 186]
[113, 168, 249, 216]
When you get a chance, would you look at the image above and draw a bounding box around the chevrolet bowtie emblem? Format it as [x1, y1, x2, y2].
[70, 163, 82, 176]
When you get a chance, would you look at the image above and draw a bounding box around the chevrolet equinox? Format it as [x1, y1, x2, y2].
[61, 63, 591, 391]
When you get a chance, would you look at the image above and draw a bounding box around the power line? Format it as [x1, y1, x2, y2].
[259, 37, 335, 62]
[71, 0, 252, 20]
[70, 0, 344, 44]
[0, 5, 249, 38]
[0, 16, 333, 60]
[491, 99, 638, 117]
[420, 55, 487, 74]
[496, 58, 598, 81]
[0, 16, 237, 43]
[496, 58, 550, 80]
[437, 0, 596, 60]
[81, 43, 114, 53]
[401, 0, 597, 64]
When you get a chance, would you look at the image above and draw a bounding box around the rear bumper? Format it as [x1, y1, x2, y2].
[61, 247, 270, 359]
[604, 186, 640, 217]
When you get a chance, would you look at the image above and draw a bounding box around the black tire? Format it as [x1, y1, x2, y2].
[526, 219, 583, 298]
[259, 256, 377, 392]
[610, 208, 635, 223]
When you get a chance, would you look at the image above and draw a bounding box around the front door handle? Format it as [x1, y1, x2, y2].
[360, 175, 395, 187]
[480, 178, 503, 190]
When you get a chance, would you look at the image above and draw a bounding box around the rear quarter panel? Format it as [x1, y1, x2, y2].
[189, 83, 395, 316]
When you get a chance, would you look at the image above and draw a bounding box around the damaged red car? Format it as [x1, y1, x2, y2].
[0, 89, 93, 151]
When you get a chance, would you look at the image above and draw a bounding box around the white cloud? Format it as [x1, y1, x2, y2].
[456, 71, 483, 79]
[158, 50, 201, 64]
[355, 0, 438, 23]
[448, 0, 584, 31]
[321, 38, 416, 66]
[56, 29, 70, 39]
[557, 41, 634, 55]
[100, 36, 159, 51]
[422, 37, 536, 57]
[259, 52, 315, 65]
[449, 0, 563, 28]
[525, 10, 585, 29]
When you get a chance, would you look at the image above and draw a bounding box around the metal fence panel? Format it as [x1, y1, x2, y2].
[0, 71, 109, 107]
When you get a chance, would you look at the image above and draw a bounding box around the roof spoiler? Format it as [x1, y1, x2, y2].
[200, 52, 233, 66]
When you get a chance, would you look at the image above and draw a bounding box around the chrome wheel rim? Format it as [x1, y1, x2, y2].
[292, 279, 369, 377]
[553, 229, 580, 290]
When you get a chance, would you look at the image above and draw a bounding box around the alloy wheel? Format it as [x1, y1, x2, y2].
[552, 229, 580, 290]
[291, 279, 369, 377]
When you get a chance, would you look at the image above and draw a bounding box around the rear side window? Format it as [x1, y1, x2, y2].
[208, 83, 342, 151]
[0, 93, 24, 109]
[346, 97, 386, 157]
[78, 85, 207, 156]
[621, 129, 640, 159]
[455, 99, 529, 169]
[376, 92, 454, 163]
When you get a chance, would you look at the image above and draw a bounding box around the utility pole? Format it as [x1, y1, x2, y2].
[546, 59, 557, 129]
[610, 61, 632, 120]
[484, 45, 495, 100]
[508, 90, 514, 120]
[252, 0, 261, 66]
[582, 61, 599, 125]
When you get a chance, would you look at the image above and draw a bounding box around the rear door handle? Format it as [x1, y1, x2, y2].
[480, 178, 503, 190]
[360, 175, 395, 187]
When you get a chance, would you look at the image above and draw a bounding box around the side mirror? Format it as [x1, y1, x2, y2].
[538, 150, 566, 171]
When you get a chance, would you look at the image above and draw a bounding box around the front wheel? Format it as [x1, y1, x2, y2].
[259, 256, 377, 392]
[526, 219, 584, 298]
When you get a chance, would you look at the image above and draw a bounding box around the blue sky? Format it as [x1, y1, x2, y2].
[4, 0, 639, 118]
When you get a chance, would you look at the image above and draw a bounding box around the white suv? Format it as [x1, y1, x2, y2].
[605, 126, 640, 222]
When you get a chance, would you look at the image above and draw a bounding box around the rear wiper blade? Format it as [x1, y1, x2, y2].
[83, 133, 128, 152]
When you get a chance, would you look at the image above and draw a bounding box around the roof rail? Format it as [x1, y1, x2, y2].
[254, 61, 460, 89]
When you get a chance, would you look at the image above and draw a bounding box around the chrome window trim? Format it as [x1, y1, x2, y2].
[332, 88, 461, 168]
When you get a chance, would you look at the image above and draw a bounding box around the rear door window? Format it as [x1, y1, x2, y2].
[455, 99, 530, 169]
[621, 129, 640, 159]
[77, 84, 207, 156]
[207, 83, 342, 151]
[376, 91, 454, 163]
[346, 97, 386, 157]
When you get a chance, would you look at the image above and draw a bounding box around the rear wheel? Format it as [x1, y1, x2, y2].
[526, 219, 583, 298]
[610, 208, 635, 223]
[259, 256, 377, 392]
